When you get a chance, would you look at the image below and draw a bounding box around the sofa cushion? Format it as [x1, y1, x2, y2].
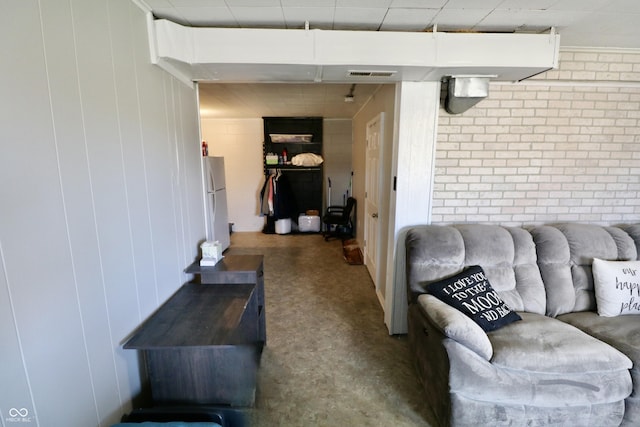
[418, 294, 493, 360]
[450, 394, 625, 427]
[427, 265, 521, 332]
[406, 224, 546, 314]
[489, 312, 632, 373]
[558, 311, 640, 383]
[558, 311, 640, 426]
[446, 312, 632, 407]
[592, 258, 640, 316]
[532, 223, 638, 317]
[617, 224, 640, 259]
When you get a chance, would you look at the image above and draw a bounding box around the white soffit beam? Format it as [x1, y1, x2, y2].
[150, 19, 560, 83]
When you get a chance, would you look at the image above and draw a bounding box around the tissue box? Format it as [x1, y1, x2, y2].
[200, 241, 223, 266]
[298, 215, 320, 232]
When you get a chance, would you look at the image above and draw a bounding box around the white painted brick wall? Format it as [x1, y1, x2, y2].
[432, 49, 640, 225]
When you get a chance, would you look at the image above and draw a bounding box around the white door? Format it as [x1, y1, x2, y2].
[364, 113, 384, 295]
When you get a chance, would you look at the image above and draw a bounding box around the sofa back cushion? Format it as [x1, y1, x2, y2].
[406, 224, 546, 315]
[531, 223, 638, 317]
[618, 224, 640, 259]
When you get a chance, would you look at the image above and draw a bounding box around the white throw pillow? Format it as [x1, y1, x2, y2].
[592, 258, 640, 317]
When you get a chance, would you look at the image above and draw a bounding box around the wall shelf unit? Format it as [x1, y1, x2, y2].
[262, 117, 323, 231]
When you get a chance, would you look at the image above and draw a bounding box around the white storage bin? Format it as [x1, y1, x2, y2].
[275, 218, 292, 234]
[298, 215, 321, 232]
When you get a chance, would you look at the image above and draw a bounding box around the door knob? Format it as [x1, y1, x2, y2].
[372, 213, 378, 218]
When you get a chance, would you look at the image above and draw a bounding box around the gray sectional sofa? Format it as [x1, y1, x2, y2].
[406, 223, 640, 427]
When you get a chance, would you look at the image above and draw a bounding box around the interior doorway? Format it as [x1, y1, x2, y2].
[197, 82, 409, 334]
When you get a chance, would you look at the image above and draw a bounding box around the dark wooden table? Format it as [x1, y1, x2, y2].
[124, 282, 261, 407]
[185, 255, 266, 345]
[185, 254, 264, 284]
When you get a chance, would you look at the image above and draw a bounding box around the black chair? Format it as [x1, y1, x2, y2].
[322, 197, 356, 241]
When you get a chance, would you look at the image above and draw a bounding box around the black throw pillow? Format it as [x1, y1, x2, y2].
[428, 265, 521, 332]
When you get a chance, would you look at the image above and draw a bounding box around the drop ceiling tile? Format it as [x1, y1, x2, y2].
[281, 0, 336, 6]
[559, 18, 640, 49]
[390, 0, 447, 8]
[176, 7, 236, 26]
[444, 0, 502, 9]
[336, 0, 393, 7]
[530, 10, 591, 27]
[169, 0, 227, 6]
[478, 8, 588, 31]
[475, 9, 534, 31]
[497, 0, 556, 9]
[565, 11, 640, 33]
[380, 8, 438, 31]
[432, 8, 491, 30]
[547, 0, 611, 12]
[604, 0, 640, 12]
[224, 0, 282, 6]
[333, 7, 388, 30]
[229, 6, 286, 27]
[145, 0, 173, 7]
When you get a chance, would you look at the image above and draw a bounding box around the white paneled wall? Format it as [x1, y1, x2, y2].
[323, 119, 353, 208]
[0, 1, 204, 426]
[201, 118, 265, 232]
[433, 49, 640, 225]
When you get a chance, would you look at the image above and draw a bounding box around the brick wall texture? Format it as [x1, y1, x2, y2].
[432, 49, 640, 225]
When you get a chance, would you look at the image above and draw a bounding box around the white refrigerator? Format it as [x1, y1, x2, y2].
[205, 156, 230, 251]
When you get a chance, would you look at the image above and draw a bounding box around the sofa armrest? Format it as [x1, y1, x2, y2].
[417, 294, 493, 360]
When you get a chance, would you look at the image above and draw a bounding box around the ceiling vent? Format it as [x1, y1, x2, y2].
[444, 76, 492, 115]
[347, 70, 397, 78]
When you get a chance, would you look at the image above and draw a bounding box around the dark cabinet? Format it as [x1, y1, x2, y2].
[124, 255, 266, 408]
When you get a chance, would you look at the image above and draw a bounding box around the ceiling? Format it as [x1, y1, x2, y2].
[143, 0, 640, 119]
[198, 83, 382, 118]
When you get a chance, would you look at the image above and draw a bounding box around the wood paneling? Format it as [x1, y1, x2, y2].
[0, 1, 204, 425]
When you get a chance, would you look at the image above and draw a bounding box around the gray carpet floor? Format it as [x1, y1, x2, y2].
[225, 232, 433, 427]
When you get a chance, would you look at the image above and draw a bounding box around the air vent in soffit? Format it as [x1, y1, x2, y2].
[347, 70, 397, 77]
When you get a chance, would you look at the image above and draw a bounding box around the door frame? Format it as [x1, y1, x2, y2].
[383, 82, 440, 334]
